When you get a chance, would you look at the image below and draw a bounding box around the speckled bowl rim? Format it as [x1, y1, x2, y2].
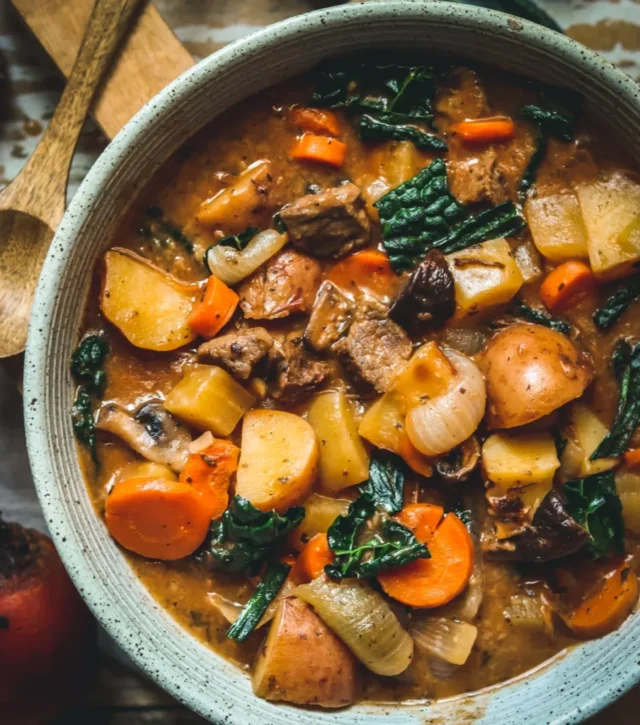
[24, 3, 640, 724]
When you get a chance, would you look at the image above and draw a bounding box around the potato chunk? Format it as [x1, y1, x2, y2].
[164, 365, 255, 435]
[253, 597, 359, 708]
[289, 493, 350, 550]
[576, 172, 640, 280]
[101, 249, 199, 351]
[447, 238, 524, 318]
[561, 402, 619, 478]
[307, 391, 369, 494]
[525, 192, 589, 262]
[483, 432, 560, 491]
[236, 409, 319, 512]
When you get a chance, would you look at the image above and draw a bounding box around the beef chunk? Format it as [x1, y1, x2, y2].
[333, 309, 412, 392]
[447, 148, 508, 205]
[279, 183, 371, 259]
[238, 249, 321, 320]
[435, 67, 489, 125]
[271, 337, 330, 402]
[304, 281, 355, 352]
[197, 327, 273, 380]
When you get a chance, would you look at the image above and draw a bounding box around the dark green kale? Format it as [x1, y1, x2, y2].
[360, 452, 406, 515]
[226, 560, 291, 642]
[593, 275, 640, 330]
[563, 471, 625, 558]
[325, 494, 429, 581]
[375, 159, 525, 270]
[207, 496, 305, 575]
[140, 206, 194, 254]
[460, 0, 562, 32]
[218, 226, 260, 251]
[359, 115, 447, 151]
[512, 299, 571, 335]
[590, 340, 640, 460]
[71, 388, 98, 463]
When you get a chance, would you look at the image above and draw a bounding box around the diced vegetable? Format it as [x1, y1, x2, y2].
[452, 117, 515, 144]
[291, 134, 346, 167]
[164, 365, 255, 435]
[236, 409, 319, 512]
[410, 617, 478, 665]
[328, 249, 403, 304]
[294, 576, 414, 676]
[289, 106, 341, 136]
[513, 239, 543, 283]
[117, 461, 177, 483]
[101, 249, 199, 352]
[307, 391, 369, 494]
[593, 275, 640, 330]
[503, 594, 551, 633]
[525, 192, 589, 262]
[289, 493, 350, 551]
[188, 275, 238, 340]
[561, 402, 619, 478]
[196, 160, 272, 229]
[204, 229, 288, 286]
[539, 260, 594, 312]
[447, 238, 524, 318]
[292, 534, 334, 583]
[252, 597, 359, 708]
[615, 468, 640, 534]
[575, 172, 640, 280]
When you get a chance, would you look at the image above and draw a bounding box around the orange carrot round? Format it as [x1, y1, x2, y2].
[453, 117, 516, 144]
[292, 533, 335, 584]
[289, 107, 341, 136]
[188, 275, 239, 339]
[105, 477, 214, 561]
[291, 134, 346, 168]
[397, 436, 434, 478]
[378, 504, 474, 608]
[624, 448, 640, 468]
[328, 249, 403, 303]
[539, 260, 594, 312]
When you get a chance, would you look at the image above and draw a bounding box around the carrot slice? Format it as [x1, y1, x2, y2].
[188, 275, 239, 339]
[378, 504, 474, 608]
[289, 107, 341, 136]
[453, 117, 516, 144]
[539, 260, 594, 312]
[292, 533, 335, 584]
[397, 436, 434, 478]
[624, 448, 640, 467]
[179, 439, 240, 519]
[328, 249, 404, 303]
[105, 477, 214, 561]
[562, 558, 638, 639]
[291, 134, 346, 168]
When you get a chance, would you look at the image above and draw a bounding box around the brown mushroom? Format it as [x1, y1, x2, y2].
[435, 436, 481, 483]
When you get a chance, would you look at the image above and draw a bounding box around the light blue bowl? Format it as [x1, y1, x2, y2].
[24, 3, 640, 723]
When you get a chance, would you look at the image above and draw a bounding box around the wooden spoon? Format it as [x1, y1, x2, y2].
[0, 0, 144, 359]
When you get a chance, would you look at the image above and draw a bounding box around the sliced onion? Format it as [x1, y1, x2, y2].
[439, 328, 487, 356]
[503, 593, 549, 632]
[406, 350, 486, 456]
[204, 229, 287, 286]
[293, 576, 414, 676]
[411, 617, 477, 666]
[437, 547, 484, 622]
[207, 577, 296, 629]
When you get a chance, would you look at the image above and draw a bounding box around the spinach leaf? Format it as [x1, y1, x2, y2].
[207, 496, 305, 575]
[563, 471, 625, 558]
[325, 494, 429, 581]
[360, 452, 406, 514]
[227, 560, 291, 642]
[375, 159, 526, 270]
[70, 333, 110, 464]
[593, 275, 640, 330]
[512, 299, 571, 335]
[359, 114, 447, 151]
[460, 0, 562, 32]
[591, 340, 640, 460]
[218, 226, 260, 251]
[140, 206, 195, 254]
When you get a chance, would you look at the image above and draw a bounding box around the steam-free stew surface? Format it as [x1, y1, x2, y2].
[76, 59, 640, 706]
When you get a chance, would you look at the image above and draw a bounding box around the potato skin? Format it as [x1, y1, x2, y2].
[252, 597, 359, 708]
[480, 323, 594, 429]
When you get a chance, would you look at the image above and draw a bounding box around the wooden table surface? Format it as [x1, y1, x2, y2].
[2, 0, 640, 722]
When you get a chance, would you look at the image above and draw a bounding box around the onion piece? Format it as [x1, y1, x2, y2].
[503, 593, 552, 634]
[406, 350, 486, 456]
[293, 576, 414, 676]
[207, 578, 296, 629]
[410, 617, 477, 666]
[616, 468, 640, 535]
[204, 229, 287, 286]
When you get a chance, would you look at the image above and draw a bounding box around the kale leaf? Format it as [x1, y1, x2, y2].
[563, 471, 625, 558]
[360, 451, 406, 514]
[325, 493, 429, 581]
[140, 206, 194, 254]
[226, 560, 291, 642]
[591, 340, 640, 460]
[593, 275, 640, 330]
[218, 226, 260, 251]
[359, 115, 447, 151]
[207, 496, 305, 575]
[460, 0, 562, 32]
[375, 159, 525, 270]
[512, 299, 571, 335]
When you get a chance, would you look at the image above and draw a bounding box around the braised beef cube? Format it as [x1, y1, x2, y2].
[270, 337, 330, 403]
[279, 183, 371, 259]
[304, 281, 355, 352]
[333, 309, 411, 392]
[197, 327, 273, 380]
[447, 148, 508, 205]
[238, 249, 321, 320]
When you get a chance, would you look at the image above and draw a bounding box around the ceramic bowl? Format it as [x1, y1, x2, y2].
[24, 3, 640, 723]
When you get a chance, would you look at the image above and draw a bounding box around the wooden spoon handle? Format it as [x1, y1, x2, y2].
[0, 0, 145, 227]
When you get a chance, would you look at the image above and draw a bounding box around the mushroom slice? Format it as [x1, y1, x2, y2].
[435, 436, 481, 483]
[96, 401, 191, 472]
